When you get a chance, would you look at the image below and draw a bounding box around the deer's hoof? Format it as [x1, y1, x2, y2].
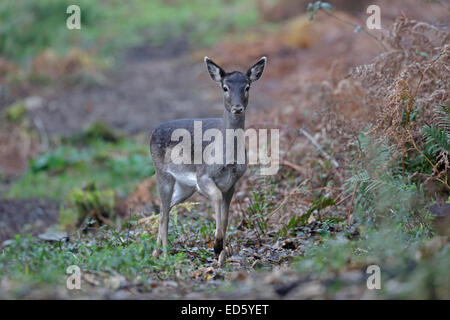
[218, 250, 226, 267]
[214, 238, 224, 257]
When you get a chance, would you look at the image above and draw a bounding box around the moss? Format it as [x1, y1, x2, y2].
[4, 101, 26, 123]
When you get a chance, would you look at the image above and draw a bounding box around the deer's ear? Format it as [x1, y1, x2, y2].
[204, 56, 225, 82]
[247, 56, 266, 82]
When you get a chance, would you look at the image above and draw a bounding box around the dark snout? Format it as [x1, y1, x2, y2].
[231, 105, 244, 114]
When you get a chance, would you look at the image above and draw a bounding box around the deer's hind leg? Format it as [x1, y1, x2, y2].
[153, 172, 175, 258]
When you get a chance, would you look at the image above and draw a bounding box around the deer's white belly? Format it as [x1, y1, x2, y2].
[167, 170, 198, 187]
[167, 170, 198, 207]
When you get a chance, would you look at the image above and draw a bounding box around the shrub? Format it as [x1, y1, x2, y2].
[66, 183, 116, 228]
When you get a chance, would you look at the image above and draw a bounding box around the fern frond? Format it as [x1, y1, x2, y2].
[422, 125, 450, 154]
[434, 104, 450, 132]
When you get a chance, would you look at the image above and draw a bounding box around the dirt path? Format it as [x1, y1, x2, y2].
[30, 44, 274, 137]
[0, 199, 59, 243]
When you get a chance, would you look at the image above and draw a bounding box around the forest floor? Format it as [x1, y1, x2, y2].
[0, 27, 369, 299]
[0, 1, 449, 299]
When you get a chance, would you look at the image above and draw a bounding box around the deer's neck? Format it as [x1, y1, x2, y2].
[222, 109, 245, 132]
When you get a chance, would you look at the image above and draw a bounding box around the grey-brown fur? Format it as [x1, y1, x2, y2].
[150, 56, 266, 263]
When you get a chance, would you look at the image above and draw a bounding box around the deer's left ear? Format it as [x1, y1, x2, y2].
[247, 56, 267, 83]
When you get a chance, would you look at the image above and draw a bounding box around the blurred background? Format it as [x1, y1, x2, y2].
[0, 0, 448, 299]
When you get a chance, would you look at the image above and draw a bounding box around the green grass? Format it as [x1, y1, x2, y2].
[6, 137, 154, 200]
[0, 210, 220, 293]
[1, 0, 261, 66]
[0, 231, 188, 290]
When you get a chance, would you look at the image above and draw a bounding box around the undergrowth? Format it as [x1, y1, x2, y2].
[0, 230, 188, 292]
[273, 7, 449, 299]
[6, 125, 154, 200]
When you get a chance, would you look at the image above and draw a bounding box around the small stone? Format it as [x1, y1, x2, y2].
[38, 230, 68, 242]
[252, 259, 264, 269]
[1, 239, 14, 248]
[286, 281, 326, 299]
[25, 96, 44, 111]
[104, 276, 125, 290]
[164, 280, 178, 288]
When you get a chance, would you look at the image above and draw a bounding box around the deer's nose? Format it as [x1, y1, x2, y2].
[231, 105, 244, 114]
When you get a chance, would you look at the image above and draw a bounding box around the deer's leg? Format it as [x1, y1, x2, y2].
[214, 186, 235, 266]
[197, 176, 224, 258]
[221, 185, 235, 243]
[153, 172, 175, 258]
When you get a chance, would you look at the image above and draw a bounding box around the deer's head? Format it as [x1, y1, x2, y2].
[204, 56, 266, 116]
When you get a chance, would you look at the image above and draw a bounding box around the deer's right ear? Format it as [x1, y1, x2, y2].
[204, 56, 225, 82]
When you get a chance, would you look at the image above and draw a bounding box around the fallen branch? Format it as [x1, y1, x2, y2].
[248, 122, 340, 168]
[320, 8, 387, 51]
[269, 179, 309, 217]
[299, 128, 339, 168]
[279, 160, 308, 175]
[137, 214, 159, 225]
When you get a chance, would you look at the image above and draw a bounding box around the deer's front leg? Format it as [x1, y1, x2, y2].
[213, 186, 235, 266]
[213, 197, 224, 258]
[197, 176, 224, 258]
[221, 185, 235, 238]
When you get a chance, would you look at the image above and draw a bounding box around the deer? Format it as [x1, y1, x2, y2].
[150, 56, 267, 265]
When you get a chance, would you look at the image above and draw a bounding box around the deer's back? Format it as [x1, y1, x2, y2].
[150, 118, 223, 160]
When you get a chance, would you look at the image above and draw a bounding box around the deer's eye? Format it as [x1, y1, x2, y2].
[223, 85, 229, 92]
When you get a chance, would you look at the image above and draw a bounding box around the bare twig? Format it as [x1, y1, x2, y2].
[299, 128, 340, 168]
[413, 48, 447, 98]
[269, 179, 309, 217]
[95, 211, 116, 227]
[320, 9, 388, 51]
[248, 122, 340, 168]
[279, 160, 308, 175]
[336, 193, 352, 206]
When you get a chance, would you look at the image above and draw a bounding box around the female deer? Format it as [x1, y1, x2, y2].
[150, 56, 267, 264]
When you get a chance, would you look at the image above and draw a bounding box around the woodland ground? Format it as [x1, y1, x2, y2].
[0, 0, 449, 299]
